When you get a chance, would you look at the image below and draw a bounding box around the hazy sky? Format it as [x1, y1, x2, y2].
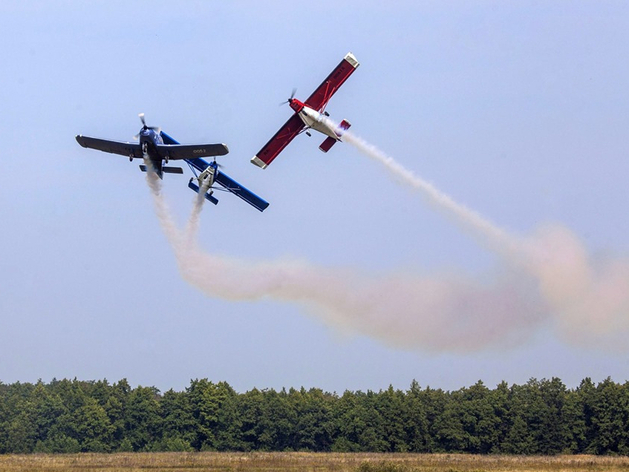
[1, 1, 629, 394]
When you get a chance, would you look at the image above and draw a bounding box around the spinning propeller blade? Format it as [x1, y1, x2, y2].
[279, 88, 297, 106]
[134, 113, 160, 139]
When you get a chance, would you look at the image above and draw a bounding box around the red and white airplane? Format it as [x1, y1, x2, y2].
[251, 52, 359, 169]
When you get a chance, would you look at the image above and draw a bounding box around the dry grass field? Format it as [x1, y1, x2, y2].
[0, 452, 628, 472]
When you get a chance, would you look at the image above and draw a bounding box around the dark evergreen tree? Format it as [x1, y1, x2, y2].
[288, 387, 335, 451]
[0, 376, 628, 455]
[187, 379, 244, 451]
[376, 385, 409, 452]
[238, 387, 266, 451]
[537, 377, 571, 454]
[159, 388, 196, 451]
[70, 397, 114, 452]
[588, 378, 629, 454]
[124, 386, 162, 451]
[404, 380, 431, 452]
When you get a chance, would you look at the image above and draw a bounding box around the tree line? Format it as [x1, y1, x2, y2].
[1, 377, 628, 455]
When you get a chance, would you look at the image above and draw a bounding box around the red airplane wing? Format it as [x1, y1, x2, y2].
[251, 113, 305, 169]
[304, 52, 359, 112]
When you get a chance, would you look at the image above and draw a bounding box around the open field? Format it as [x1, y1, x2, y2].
[0, 452, 628, 472]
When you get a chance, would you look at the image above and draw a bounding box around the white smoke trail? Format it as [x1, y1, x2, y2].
[524, 224, 629, 349]
[175, 231, 544, 352]
[145, 126, 629, 352]
[146, 166, 544, 353]
[332, 119, 526, 266]
[338, 125, 629, 350]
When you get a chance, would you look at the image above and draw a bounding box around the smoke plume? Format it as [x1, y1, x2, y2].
[145, 127, 629, 352]
[338, 126, 629, 350]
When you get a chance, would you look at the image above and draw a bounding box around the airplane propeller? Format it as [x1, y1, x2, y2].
[279, 88, 297, 106]
[133, 113, 160, 139]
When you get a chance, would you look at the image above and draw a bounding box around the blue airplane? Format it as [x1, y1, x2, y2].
[76, 114, 269, 212]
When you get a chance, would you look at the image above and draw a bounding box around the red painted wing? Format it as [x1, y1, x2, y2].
[251, 113, 305, 168]
[305, 52, 359, 112]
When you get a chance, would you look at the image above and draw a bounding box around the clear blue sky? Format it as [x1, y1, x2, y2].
[1, 1, 629, 393]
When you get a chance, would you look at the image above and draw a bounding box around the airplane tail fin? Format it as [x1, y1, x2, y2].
[188, 178, 219, 205]
[319, 119, 351, 153]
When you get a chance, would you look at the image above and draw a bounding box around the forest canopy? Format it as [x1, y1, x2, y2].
[1, 377, 628, 455]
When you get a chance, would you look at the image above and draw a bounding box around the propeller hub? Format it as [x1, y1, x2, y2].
[280, 88, 298, 107]
[134, 113, 160, 140]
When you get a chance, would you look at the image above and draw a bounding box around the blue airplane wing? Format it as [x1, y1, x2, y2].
[213, 169, 270, 212]
[160, 131, 179, 145]
[187, 159, 269, 212]
[185, 157, 212, 173]
[163, 132, 269, 212]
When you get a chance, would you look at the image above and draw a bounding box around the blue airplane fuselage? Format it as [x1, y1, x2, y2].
[139, 128, 163, 160]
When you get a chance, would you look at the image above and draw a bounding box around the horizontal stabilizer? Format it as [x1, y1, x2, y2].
[188, 179, 219, 205]
[319, 136, 337, 153]
[339, 119, 351, 131]
[139, 165, 183, 174]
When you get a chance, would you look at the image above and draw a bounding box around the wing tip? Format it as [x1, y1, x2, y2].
[75, 135, 88, 147]
[250, 155, 268, 169]
[344, 52, 359, 68]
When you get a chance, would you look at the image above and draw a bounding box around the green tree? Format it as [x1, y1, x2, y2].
[104, 379, 131, 450]
[588, 378, 629, 454]
[404, 380, 431, 452]
[124, 385, 162, 451]
[376, 385, 409, 452]
[257, 388, 297, 450]
[332, 390, 388, 452]
[187, 379, 243, 451]
[490, 381, 512, 452]
[286, 387, 335, 451]
[458, 380, 502, 453]
[69, 397, 114, 452]
[433, 391, 466, 452]
[34, 433, 81, 453]
[238, 387, 265, 451]
[159, 388, 196, 450]
[538, 377, 571, 454]
[502, 381, 538, 454]
[31, 382, 68, 449]
[1, 382, 39, 453]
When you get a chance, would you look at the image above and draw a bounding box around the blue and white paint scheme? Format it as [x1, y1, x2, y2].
[76, 114, 269, 212]
[161, 131, 269, 212]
